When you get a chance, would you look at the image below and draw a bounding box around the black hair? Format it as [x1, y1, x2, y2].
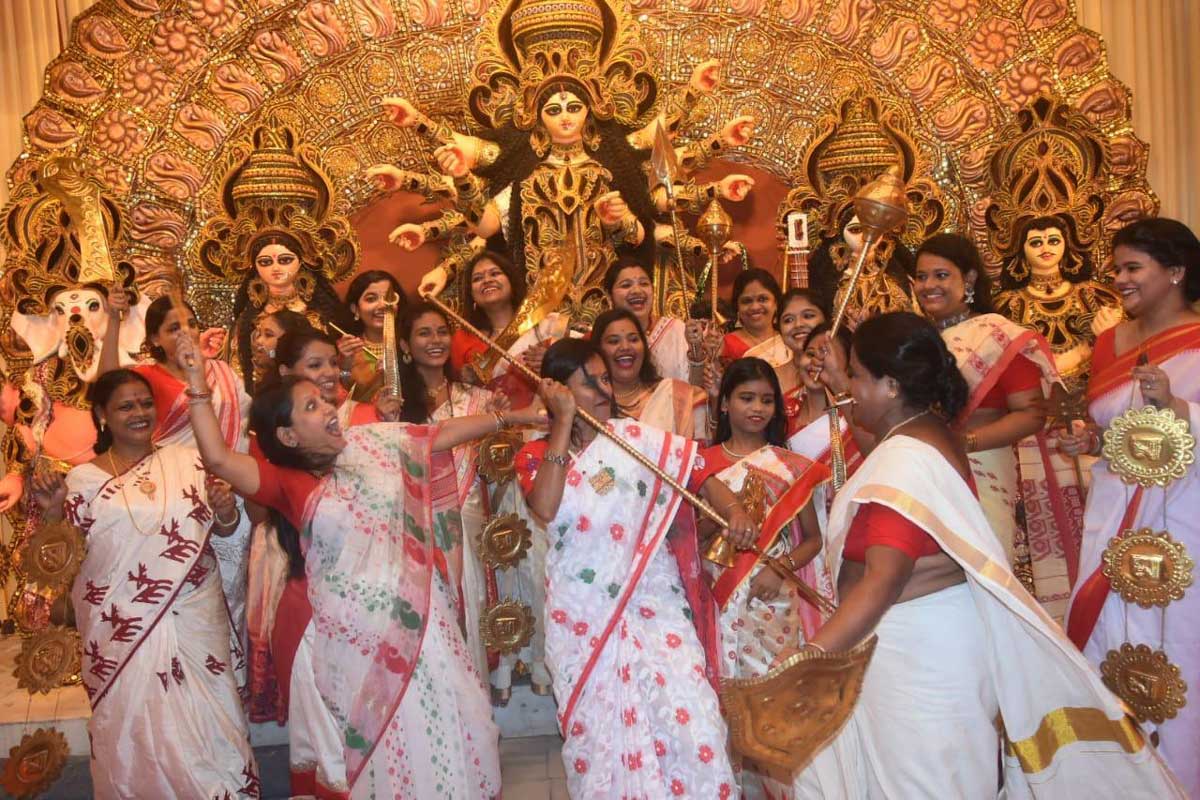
[396, 301, 454, 424]
[541, 337, 604, 384]
[712, 357, 787, 447]
[999, 214, 1095, 290]
[731, 268, 784, 330]
[345, 270, 408, 336]
[463, 251, 527, 335]
[779, 288, 831, 327]
[256, 329, 338, 394]
[801, 320, 853, 359]
[89, 369, 154, 454]
[143, 295, 199, 362]
[852, 312, 969, 420]
[603, 256, 654, 296]
[263, 309, 313, 340]
[591, 307, 660, 387]
[249, 376, 333, 578]
[915, 233, 995, 314]
[1113, 217, 1200, 303]
[806, 208, 915, 314]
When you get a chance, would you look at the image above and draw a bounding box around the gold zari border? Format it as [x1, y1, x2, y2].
[1005, 707, 1144, 774]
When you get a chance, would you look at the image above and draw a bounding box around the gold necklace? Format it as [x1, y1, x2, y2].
[720, 441, 760, 460]
[880, 409, 930, 443]
[107, 448, 167, 536]
[361, 339, 384, 359]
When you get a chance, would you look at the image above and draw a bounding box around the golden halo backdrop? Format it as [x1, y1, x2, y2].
[1, 0, 1156, 326]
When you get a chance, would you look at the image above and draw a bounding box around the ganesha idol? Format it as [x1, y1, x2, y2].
[0, 284, 150, 514]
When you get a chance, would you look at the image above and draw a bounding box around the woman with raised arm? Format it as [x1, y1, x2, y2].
[688, 357, 829, 796]
[605, 257, 691, 382]
[788, 312, 1184, 799]
[514, 337, 753, 798]
[592, 307, 709, 439]
[914, 232, 1080, 620]
[173, 333, 541, 799]
[1059, 218, 1200, 795]
[32, 369, 257, 798]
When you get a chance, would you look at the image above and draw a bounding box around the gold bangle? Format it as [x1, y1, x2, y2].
[807, 641, 827, 654]
[542, 452, 570, 467]
[215, 509, 240, 528]
[964, 432, 978, 452]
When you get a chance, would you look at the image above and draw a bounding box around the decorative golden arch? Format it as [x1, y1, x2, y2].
[0, 0, 1157, 313]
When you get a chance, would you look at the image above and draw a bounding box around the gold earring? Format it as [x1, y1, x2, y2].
[530, 127, 550, 158]
[401, 351, 412, 364]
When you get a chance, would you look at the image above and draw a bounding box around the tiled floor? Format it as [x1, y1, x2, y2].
[500, 735, 567, 800]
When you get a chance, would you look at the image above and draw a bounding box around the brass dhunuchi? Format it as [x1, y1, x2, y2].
[721, 636, 877, 772]
[1102, 406, 1196, 487]
[0, 727, 69, 798]
[480, 600, 536, 655]
[477, 513, 533, 570]
[1100, 642, 1188, 725]
[1102, 528, 1194, 608]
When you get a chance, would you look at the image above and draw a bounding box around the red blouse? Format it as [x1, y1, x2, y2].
[975, 354, 1041, 410]
[249, 456, 321, 532]
[842, 503, 941, 562]
[133, 363, 186, 429]
[721, 332, 753, 362]
[516, 439, 554, 497]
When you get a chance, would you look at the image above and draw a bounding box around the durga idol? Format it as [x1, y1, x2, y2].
[368, 0, 755, 341]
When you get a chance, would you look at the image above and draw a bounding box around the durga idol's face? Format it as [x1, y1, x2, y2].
[540, 91, 588, 146]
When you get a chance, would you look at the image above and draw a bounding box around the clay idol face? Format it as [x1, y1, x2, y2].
[540, 91, 588, 145]
[1023, 227, 1066, 273]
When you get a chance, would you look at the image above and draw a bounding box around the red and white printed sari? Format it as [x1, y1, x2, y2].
[626, 377, 710, 441]
[1065, 323, 1200, 796]
[66, 445, 258, 799]
[517, 419, 736, 798]
[692, 444, 831, 798]
[136, 359, 255, 692]
[942, 313, 1083, 621]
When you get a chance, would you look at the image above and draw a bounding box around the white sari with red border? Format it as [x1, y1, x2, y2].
[66, 445, 258, 799]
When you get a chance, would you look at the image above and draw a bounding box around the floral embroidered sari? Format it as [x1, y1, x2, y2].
[517, 419, 736, 798]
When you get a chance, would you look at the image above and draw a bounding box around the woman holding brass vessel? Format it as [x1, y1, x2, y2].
[174, 333, 544, 798]
[785, 312, 1183, 798]
[515, 337, 748, 798]
[1058, 217, 1200, 796]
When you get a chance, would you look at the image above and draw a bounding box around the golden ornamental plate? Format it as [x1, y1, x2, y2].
[0, 727, 69, 798]
[477, 513, 533, 569]
[19, 521, 86, 595]
[1102, 406, 1196, 487]
[13, 626, 81, 695]
[1102, 527, 1194, 608]
[720, 636, 877, 772]
[1100, 642, 1188, 724]
[480, 599, 535, 654]
[477, 429, 525, 485]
